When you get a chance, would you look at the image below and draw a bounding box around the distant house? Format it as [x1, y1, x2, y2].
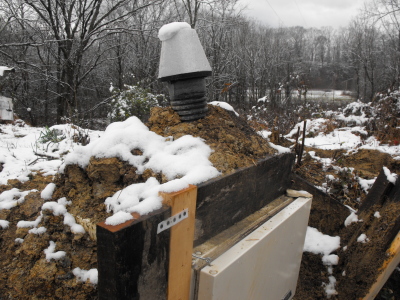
[0, 66, 14, 121]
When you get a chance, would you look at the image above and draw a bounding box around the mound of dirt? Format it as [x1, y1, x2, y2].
[53, 104, 275, 225]
[147, 105, 276, 174]
[293, 150, 400, 300]
[338, 149, 400, 177]
[335, 201, 400, 299]
[295, 147, 400, 209]
[0, 104, 275, 300]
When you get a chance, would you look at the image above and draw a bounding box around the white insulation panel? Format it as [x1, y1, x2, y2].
[198, 197, 312, 300]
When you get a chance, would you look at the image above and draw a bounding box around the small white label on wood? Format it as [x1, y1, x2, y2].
[157, 208, 188, 234]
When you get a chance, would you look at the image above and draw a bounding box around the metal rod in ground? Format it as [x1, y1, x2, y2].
[297, 120, 307, 166]
[294, 126, 301, 158]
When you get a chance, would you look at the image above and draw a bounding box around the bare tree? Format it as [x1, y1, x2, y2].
[0, 0, 161, 123]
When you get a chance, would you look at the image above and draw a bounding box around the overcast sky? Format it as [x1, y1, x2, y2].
[238, 0, 366, 29]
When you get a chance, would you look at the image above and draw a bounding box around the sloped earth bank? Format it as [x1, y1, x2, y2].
[294, 148, 400, 300]
[0, 105, 275, 299]
[298, 148, 400, 209]
[295, 200, 400, 300]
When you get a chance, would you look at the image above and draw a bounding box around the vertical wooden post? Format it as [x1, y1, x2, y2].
[160, 185, 198, 300]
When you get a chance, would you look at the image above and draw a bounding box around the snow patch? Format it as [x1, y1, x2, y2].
[17, 212, 42, 228]
[358, 177, 376, 193]
[41, 183, 56, 200]
[344, 212, 359, 227]
[42, 198, 85, 234]
[323, 276, 338, 298]
[303, 227, 340, 298]
[303, 227, 340, 258]
[63, 212, 85, 234]
[257, 130, 271, 139]
[322, 254, 339, 266]
[158, 22, 191, 41]
[105, 211, 134, 226]
[0, 123, 102, 185]
[44, 241, 66, 261]
[29, 227, 47, 235]
[0, 66, 13, 76]
[42, 201, 67, 216]
[209, 101, 239, 116]
[269, 142, 291, 154]
[73, 267, 98, 285]
[383, 166, 397, 184]
[0, 188, 37, 210]
[357, 233, 369, 243]
[0, 220, 9, 229]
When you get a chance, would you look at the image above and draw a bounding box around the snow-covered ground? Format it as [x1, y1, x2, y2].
[0, 100, 399, 294]
[0, 122, 103, 185]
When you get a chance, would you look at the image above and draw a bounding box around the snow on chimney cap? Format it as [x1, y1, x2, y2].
[158, 24, 212, 81]
[158, 22, 191, 41]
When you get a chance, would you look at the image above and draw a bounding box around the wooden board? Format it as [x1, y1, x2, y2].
[194, 153, 295, 246]
[290, 173, 348, 235]
[348, 167, 400, 298]
[160, 185, 197, 300]
[97, 207, 171, 300]
[96, 154, 296, 299]
[359, 168, 396, 215]
[363, 232, 400, 300]
[359, 168, 400, 249]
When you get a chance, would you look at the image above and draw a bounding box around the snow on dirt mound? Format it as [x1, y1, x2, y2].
[55, 104, 275, 225]
[147, 104, 275, 174]
[59, 115, 220, 225]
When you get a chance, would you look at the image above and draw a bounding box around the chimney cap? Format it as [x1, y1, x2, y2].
[158, 26, 211, 82]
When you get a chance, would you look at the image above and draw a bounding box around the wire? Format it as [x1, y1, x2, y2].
[264, 0, 286, 27]
[293, 0, 308, 27]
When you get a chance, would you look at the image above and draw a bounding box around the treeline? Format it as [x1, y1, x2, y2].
[0, 0, 398, 126]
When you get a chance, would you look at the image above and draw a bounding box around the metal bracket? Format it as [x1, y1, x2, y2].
[192, 254, 212, 266]
[157, 208, 188, 234]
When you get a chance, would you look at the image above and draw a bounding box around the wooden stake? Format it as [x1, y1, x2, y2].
[160, 185, 197, 300]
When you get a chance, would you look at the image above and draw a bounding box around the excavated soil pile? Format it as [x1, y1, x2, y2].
[336, 201, 400, 299]
[296, 148, 400, 208]
[295, 200, 400, 300]
[0, 174, 98, 299]
[147, 105, 276, 174]
[53, 104, 276, 225]
[0, 105, 275, 300]
[293, 149, 400, 300]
